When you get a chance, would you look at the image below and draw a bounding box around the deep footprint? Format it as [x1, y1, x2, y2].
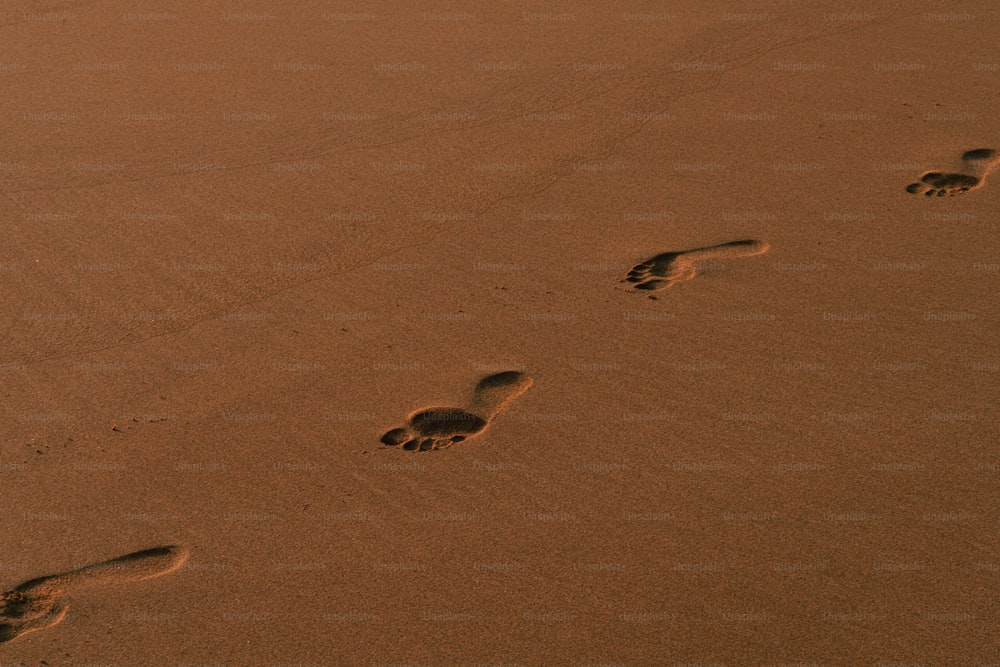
[906, 148, 999, 197]
[0, 545, 189, 644]
[380, 371, 533, 451]
[622, 239, 769, 293]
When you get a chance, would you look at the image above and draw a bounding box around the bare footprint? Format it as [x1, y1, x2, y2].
[906, 148, 999, 197]
[0, 545, 189, 643]
[0, 591, 68, 644]
[380, 371, 533, 451]
[621, 239, 769, 293]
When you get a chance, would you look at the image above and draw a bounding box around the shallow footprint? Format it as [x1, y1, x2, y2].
[621, 239, 769, 293]
[0, 545, 189, 644]
[380, 371, 533, 451]
[906, 148, 999, 197]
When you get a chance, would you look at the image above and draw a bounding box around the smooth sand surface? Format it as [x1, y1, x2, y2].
[1, 1, 998, 664]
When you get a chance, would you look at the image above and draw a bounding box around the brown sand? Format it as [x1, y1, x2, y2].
[1, 1, 997, 664]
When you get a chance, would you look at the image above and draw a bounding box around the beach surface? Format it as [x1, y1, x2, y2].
[1, 1, 998, 664]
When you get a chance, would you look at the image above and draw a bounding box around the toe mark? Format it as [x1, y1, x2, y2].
[380, 428, 409, 446]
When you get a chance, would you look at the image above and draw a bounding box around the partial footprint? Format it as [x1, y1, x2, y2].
[380, 371, 533, 451]
[906, 148, 999, 197]
[621, 239, 769, 293]
[0, 545, 188, 643]
[0, 591, 68, 644]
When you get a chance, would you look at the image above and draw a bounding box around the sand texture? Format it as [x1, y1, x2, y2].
[1, 1, 997, 664]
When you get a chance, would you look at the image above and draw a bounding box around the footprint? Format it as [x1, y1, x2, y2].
[621, 239, 770, 293]
[906, 148, 999, 197]
[0, 591, 68, 644]
[0, 545, 188, 643]
[380, 371, 533, 451]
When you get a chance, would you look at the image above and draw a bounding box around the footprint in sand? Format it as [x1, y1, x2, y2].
[621, 239, 769, 293]
[0, 545, 188, 644]
[380, 371, 533, 451]
[906, 148, 999, 197]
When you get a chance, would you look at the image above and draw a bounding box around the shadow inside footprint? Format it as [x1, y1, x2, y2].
[906, 172, 980, 196]
[410, 409, 488, 436]
[906, 148, 998, 197]
[380, 371, 533, 452]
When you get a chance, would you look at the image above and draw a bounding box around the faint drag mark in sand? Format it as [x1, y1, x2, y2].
[0, 545, 188, 643]
[380, 371, 533, 452]
[621, 240, 769, 293]
[906, 148, 999, 197]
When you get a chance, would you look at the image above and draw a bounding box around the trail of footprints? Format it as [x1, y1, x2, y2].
[5, 149, 989, 644]
[0, 546, 188, 643]
[378, 148, 996, 450]
[379, 243, 770, 452]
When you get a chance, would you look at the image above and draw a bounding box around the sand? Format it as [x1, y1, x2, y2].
[1, 1, 997, 664]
